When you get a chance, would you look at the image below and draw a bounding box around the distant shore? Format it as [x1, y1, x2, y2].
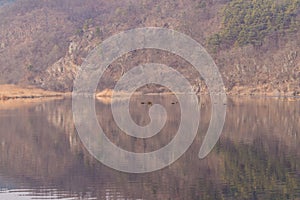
[96, 88, 300, 98]
[0, 85, 299, 102]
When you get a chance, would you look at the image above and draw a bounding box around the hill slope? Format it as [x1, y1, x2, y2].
[0, 0, 299, 95]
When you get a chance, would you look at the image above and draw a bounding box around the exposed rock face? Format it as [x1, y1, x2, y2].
[0, 0, 299, 95]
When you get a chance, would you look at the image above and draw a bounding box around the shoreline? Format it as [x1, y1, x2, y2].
[0, 85, 299, 101]
[0, 84, 68, 101]
[96, 88, 300, 98]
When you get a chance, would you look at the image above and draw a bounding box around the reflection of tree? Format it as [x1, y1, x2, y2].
[219, 138, 299, 200]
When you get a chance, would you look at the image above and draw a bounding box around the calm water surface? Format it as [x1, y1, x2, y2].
[0, 96, 299, 200]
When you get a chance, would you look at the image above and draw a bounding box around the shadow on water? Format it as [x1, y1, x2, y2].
[0, 96, 299, 199]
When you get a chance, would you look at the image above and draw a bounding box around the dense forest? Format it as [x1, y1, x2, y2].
[209, 0, 300, 49]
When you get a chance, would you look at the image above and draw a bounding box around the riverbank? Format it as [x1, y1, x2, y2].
[0, 84, 66, 100]
[0, 85, 299, 102]
[96, 88, 300, 98]
[0, 85, 68, 110]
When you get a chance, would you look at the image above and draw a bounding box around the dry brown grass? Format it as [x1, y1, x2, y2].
[0, 84, 68, 110]
[0, 84, 64, 100]
[0, 97, 66, 110]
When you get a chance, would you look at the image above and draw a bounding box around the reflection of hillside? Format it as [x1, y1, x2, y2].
[219, 138, 299, 200]
[0, 98, 220, 199]
[223, 98, 300, 151]
[218, 98, 300, 199]
[0, 97, 299, 199]
[44, 99, 80, 153]
[96, 95, 181, 153]
[0, 101, 77, 183]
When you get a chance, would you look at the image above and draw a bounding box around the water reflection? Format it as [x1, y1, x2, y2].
[0, 97, 299, 199]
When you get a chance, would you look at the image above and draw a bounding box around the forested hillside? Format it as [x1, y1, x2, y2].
[209, 0, 300, 48]
[0, 0, 15, 6]
[0, 0, 299, 95]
